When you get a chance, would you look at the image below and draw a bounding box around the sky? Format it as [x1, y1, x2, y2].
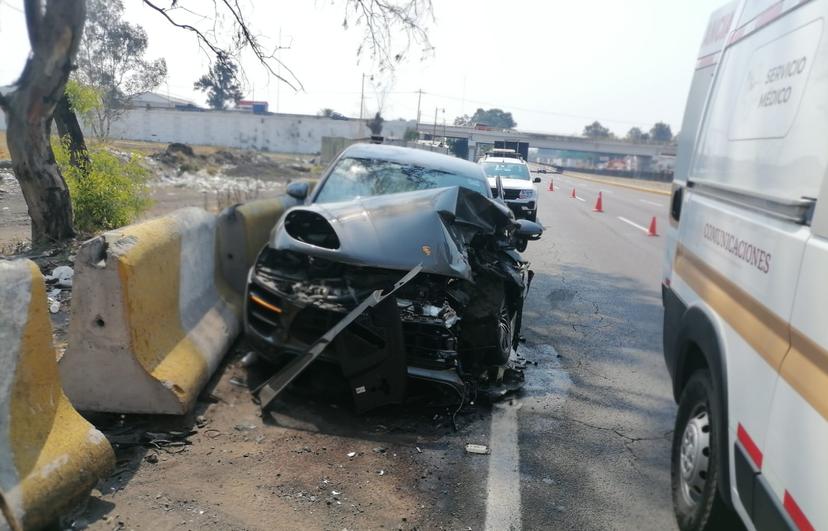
[0, 0, 726, 136]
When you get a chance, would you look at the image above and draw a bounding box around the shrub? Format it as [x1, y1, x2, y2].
[55, 140, 152, 233]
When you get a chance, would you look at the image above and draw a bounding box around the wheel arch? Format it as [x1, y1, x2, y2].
[674, 304, 732, 507]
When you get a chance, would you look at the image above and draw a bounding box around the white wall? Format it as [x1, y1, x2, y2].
[0, 109, 414, 155]
[107, 109, 413, 154]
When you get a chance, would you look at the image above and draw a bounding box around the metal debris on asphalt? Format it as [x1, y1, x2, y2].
[464, 443, 490, 455]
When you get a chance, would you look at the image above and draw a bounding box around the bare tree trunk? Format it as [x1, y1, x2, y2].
[54, 93, 91, 171]
[0, 0, 86, 244]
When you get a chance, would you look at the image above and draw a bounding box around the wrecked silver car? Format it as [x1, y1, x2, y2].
[244, 144, 542, 412]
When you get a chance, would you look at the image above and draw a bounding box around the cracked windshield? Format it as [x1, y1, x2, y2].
[1, 1, 826, 530]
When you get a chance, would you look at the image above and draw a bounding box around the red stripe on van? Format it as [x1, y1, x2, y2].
[736, 423, 763, 469]
[727, 27, 745, 45]
[696, 53, 718, 69]
[784, 491, 815, 531]
[755, 1, 784, 30]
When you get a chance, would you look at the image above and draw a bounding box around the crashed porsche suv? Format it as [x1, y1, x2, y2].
[244, 144, 542, 412]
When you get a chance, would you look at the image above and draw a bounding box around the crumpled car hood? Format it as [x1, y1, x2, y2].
[269, 186, 516, 280]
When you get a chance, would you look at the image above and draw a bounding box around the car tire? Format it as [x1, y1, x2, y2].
[671, 369, 737, 531]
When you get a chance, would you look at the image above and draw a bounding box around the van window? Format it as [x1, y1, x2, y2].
[690, 12, 828, 202]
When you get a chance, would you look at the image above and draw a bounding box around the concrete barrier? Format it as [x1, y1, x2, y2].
[217, 196, 300, 295]
[217, 182, 317, 295]
[60, 208, 240, 415]
[0, 260, 114, 531]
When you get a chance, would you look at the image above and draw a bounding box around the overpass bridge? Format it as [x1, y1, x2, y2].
[416, 123, 676, 161]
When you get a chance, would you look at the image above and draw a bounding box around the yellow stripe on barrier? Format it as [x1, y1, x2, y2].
[1, 260, 114, 530]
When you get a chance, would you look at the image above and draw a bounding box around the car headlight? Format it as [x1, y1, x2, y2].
[518, 189, 535, 200]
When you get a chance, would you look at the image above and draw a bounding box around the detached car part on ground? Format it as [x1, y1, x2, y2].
[244, 145, 542, 412]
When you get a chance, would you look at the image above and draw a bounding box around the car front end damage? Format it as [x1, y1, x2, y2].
[244, 186, 539, 412]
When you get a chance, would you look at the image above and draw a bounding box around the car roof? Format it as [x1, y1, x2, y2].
[340, 143, 486, 180]
[481, 157, 528, 165]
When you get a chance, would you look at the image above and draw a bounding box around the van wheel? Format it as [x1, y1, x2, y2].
[672, 369, 738, 530]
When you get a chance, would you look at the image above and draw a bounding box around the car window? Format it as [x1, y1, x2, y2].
[314, 157, 490, 203]
[481, 162, 531, 181]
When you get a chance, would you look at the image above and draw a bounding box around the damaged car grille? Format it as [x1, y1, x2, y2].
[249, 248, 464, 370]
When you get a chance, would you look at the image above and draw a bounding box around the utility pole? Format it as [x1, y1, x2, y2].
[276, 27, 282, 113]
[432, 107, 438, 151]
[359, 73, 366, 137]
[359, 73, 366, 121]
[415, 89, 422, 133]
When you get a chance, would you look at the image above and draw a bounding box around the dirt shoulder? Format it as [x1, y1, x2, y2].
[70, 348, 490, 531]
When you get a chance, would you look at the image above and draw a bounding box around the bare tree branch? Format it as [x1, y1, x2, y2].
[142, 0, 302, 91]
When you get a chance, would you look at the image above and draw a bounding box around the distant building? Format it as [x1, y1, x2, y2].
[130, 92, 200, 110]
[236, 100, 269, 114]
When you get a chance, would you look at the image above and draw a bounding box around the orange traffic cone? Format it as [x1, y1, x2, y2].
[648, 216, 659, 236]
[593, 192, 604, 212]
[548, 180, 554, 192]
[570, 188, 576, 199]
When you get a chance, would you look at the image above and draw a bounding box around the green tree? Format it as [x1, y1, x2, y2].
[194, 53, 244, 110]
[76, 0, 167, 137]
[453, 114, 472, 126]
[54, 140, 152, 233]
[466, 108, 516, 129]
[583, 121, 612, 139]
[650, 122, 673, 143]
[625, 127, 644, 142]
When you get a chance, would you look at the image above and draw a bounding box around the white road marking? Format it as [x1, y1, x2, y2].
[483, 344, 572, 531]
[617, 216, 649, 233]
[575, 195, 586, 202]
[485, 400, 523, 531]
[639, 199, 664, 208]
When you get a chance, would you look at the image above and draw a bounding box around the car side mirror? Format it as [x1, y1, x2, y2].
[533, 177, 541, 183]
[515, 218, 543, 241]
[287, 181, 309, 200]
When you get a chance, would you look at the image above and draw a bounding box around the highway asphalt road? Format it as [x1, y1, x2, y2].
[79, 171, 680, 531]
[514, 171, 677, 530]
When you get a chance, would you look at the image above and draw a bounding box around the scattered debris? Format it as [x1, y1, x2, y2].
[229, 377, 248, 388]
[48, 265, 74, 288]
[234, 423, 257, 432]
[145, 453, 159, 464]
[240, 351, 258, 367]
[464, 444, 490, 455]
[377, 469, 385, 476]
[346, 451, 357, 458]
[542, 477, 556, 485]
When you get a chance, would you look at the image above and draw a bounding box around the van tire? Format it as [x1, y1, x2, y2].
[671, 369, 737, 530]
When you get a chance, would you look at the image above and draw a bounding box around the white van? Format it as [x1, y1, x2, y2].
[663, 1, 828, 530]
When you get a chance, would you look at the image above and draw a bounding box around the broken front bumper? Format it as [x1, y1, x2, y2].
[244, 258, 468, 410]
